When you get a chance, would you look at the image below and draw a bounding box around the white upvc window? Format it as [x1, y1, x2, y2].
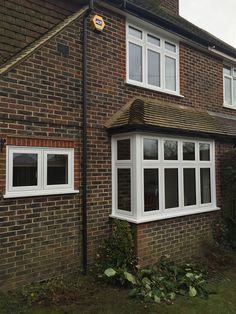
[126, 22, 179, 95]
[223, 65, 236, 108]
[112, 134, 218, 223]
[5, 146, 77, 198]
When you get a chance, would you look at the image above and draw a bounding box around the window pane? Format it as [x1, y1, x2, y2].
[233, 80, 236, 105]
[144, 139, 158, 160]
[165, 56, 176, 91]
[13, 153, 38, 187]
[183, 142, 195, 160]
[165, 41, 176, 52]
[47, 154, 68, 185]
[129, 26, 142, 39]
[223, 66, 231, 75]
[165, 168, 179, 209]
[129, 42, 142, 82]
[164, 140, 178, 160]
[147, 34, 160, 46]
[200, 168, 211, 204]
[117, 169, 131, 211]
[224, 77, 232, 104]
[184, 168, 196, 206]
[144, 169, 159, 212]
[148, 50, 160, 86]
[200, 143, 210, 161]
[117, 139, 130, 160]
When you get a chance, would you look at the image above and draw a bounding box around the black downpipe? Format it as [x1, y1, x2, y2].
[82, 0, 93, 274]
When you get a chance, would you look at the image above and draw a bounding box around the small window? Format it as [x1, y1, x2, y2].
[165, 168, 179, 209]
[147, 34, 160, 46]
[129, 26, 142, 39]
[199, 143, 210, 161]
[164, 140, 178, 160]
[223, 65, 236, 107]
[117, 168, 131, 211]
[165, 41, 176, 52]
[144, 168, 159, 211]
[200, 168, 211, 204]
[143, 138, 158, 160]
[117, 139, 130, 160]
[183, 142, 195, 160]
[6, 146, 74, 197]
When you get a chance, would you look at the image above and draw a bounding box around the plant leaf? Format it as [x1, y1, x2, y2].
[124, 272, 136, 284]
[189, 286, 197, 297]
[104, 268, 116, 277]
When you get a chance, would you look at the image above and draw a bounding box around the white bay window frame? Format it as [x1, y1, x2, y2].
[5, 146, 77, 198]
[112, 134, 219, 224]
[126, 21, 180, 95]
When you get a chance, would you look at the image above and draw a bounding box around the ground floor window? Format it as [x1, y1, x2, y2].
[5, 146, 75, 198]
[112, 133, 218, 223]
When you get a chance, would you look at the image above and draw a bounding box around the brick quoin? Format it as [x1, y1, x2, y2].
[0, 0, 235, 289]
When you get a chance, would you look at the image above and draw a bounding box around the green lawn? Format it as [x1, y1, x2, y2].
[1, 267, 236, 314]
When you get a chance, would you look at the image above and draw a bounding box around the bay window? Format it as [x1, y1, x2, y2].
[112, 134, 218, 223]
[5, 146, 75, 198]
[223, 65, 236, 107]
[127, 22, 179, 95]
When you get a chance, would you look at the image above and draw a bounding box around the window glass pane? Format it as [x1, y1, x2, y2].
[164, 140, 178, 160]
[184, 168, 196, 206]
[129, 26, 142, 39]
[200, 143, 210, 161]
[200, 168, 211, 204]
[47, 154, 68, 185]
[13, 153, 38, 187]
[147, 34, 160, 46]
[165, 168, 179, 209]
[183, 142, 195, 160]
[144, 169, 159, 212]
[129, 42, 142, 82]
[233, 80, 236, 105]
[224, 77, 232, 104]
[148, 50, 160, 87]
[165, 41, 176, 52]
[165, 56, 176, 91]
[223, 66, 231, 75]
[117, 169, 131, 211]
[144, 139, 158, 160]
[117, 139, 130, 160]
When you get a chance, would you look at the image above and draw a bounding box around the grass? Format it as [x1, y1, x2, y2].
[1, 251, 236, 314]
[0, 268, 235, 314]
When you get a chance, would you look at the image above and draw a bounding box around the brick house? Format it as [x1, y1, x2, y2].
[1, 0, 236, 289]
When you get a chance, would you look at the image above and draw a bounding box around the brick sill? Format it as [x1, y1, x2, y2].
[110, 207, 220, 224]
[3, 190, 80, 199]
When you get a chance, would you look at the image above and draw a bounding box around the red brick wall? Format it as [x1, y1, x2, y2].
[159, 0, 179, 15]
[0, 3, 235, 289]
[0, 0, 79, 64]
[0, 12, 84, 289]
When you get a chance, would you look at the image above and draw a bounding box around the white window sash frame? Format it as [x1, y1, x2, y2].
[43, 148, 74, 190]
[111, 133, 218, 223]
[7, 147, 42, 193]
[5, 146, 76, 198]
[126, 21, 180, 96]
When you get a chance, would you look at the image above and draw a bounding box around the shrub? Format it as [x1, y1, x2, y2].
[96, 219, 138, 285]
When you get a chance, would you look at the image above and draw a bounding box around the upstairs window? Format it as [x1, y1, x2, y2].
[223, 65, 236, 107]
[126, 22, 179, 95]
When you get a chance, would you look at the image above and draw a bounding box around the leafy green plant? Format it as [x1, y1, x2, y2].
[130, 257, 209, 304]
[96, 219, 138, 286]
